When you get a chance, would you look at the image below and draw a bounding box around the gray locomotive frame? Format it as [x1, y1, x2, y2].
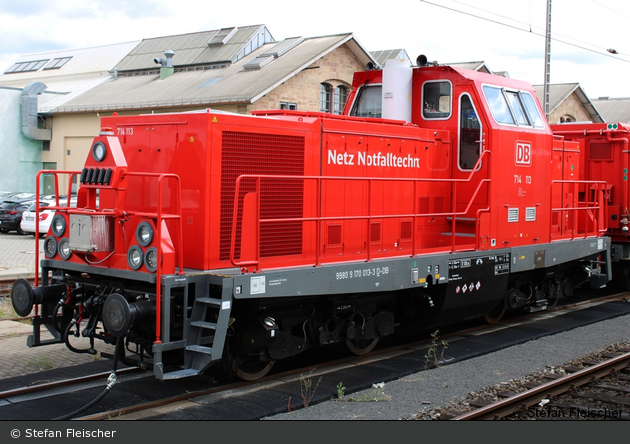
[150, 236, 610, 379]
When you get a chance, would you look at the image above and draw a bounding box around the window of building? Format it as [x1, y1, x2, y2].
[422, 81, 452, 119]
[334, 85, 349, 114]
[559, 115, 575, 123]
[280, 102, 297, 110]
[43, 57, 72, 70]
[40, 163, 57, 196]
[5, 59, 49, 74]
[320, 83, 332, 113]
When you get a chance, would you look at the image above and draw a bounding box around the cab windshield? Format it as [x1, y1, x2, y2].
[483, 85, 545, 128]
[349, 85, 382, 118]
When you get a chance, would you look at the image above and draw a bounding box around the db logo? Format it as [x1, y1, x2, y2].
[515, 142, 532, 166]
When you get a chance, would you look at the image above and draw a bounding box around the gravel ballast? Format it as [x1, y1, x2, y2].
[263, 312, 630, 420]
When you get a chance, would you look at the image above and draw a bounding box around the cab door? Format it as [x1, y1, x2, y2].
[453, 93, 488, 241]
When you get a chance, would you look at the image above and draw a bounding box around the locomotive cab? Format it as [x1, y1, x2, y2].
[345, 58, 555, 249]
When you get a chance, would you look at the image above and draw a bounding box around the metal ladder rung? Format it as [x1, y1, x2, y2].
[197, 297, 222, 306]
[162, 369, 201, 380]
[191, 320, 217, 330]
[186, 344, 213, 355]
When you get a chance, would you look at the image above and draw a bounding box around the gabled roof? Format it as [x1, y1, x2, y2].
[533, 83, 604, 123]
[0, 41, 141, 87]
[115, 25, 273, 71]
[590, 97, 630, 123]
[0, 41, 141, 110]
[370, 49, 410, 67]
[45, 33, 376, 113]
[446, 61, 493, 74]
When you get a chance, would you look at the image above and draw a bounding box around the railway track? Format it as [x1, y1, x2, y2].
[61, 294, 630, 420]
[441, 347, 630, 420]
[0, 366, 144, 401]
[0, 366, 148, 420]
[0, 277, 34, 298]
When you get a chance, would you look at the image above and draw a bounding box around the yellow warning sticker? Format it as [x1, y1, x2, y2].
[212, 116, 218, 123]
[189, 137, 195, 143]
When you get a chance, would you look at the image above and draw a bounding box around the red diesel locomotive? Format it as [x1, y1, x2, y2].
[10, 57, 613, 381]
[551, 122, 630, 289]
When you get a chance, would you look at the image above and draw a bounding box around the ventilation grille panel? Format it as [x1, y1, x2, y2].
[220, 131, 305, 261]
[508, 208, 519, 223]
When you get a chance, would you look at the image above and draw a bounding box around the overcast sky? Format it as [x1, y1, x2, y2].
[2, 0, 629, 99]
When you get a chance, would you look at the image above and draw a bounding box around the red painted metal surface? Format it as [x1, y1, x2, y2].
[552, 122, 629, 241]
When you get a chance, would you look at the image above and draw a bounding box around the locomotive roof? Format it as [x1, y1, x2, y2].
[443, 65, 537, 92]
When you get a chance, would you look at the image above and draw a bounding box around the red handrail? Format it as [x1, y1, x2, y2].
[125, 172, 184, 345]
[229, 151, 493, 269]
[550, 179, 608, 240]
[34, 170, 81, 290]
[32, 170, 184, 345]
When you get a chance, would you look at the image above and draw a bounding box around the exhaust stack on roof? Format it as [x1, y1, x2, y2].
[154, 50, 175, 79]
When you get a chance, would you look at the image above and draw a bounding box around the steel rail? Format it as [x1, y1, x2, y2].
[451, 351, 630, 420]
[0, 366, 142, 399]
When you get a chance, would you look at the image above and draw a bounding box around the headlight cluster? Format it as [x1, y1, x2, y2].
[44, 214, 71, 260]
[127, 222, 157, 272]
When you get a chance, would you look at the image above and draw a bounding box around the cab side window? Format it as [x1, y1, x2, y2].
[423, 81, 452, 119]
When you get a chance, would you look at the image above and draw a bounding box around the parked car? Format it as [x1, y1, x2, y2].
[20, 196, 77, 237]
[20, 201, 54, 237]
[0, 199, 37, 235]
[0, 192, 36, 203]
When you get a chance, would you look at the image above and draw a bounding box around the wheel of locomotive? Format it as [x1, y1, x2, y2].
[547, 294, 559, 309]
[236, 357, 275, 381]
[223, 352, 275, 381]
[483, 303, 505, 325]
[547, 279, 566, 309]
[222, 340, 274, 381]
[343, 338, 379, 356]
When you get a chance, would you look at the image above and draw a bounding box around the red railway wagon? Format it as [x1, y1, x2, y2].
[11, 58, 611, 381]
[551, 122, 630, 287]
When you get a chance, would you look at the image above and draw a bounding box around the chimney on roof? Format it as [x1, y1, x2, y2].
[154, 50, 175, 79]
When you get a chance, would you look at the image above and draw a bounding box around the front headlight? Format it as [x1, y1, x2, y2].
[144, 247, 158, 272]
[58, 238, 71, 260]
[127, 246, 143, 270]
[51, 215, 66, 237]
[136, 222, 154, 247]
[44, 236, 58, 258]
[92, 142, 107, 162]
